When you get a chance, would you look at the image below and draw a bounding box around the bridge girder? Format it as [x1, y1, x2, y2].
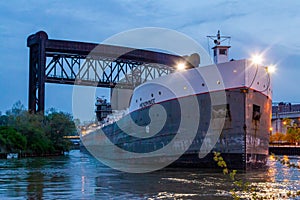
[27, 31, 195, 113]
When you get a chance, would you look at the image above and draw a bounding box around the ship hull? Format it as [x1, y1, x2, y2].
[82, 87, 271, 170]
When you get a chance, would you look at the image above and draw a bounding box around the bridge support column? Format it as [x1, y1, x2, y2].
[27, 31, 48, 113]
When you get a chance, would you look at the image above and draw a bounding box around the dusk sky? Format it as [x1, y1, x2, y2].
[1, 0, 300, 115]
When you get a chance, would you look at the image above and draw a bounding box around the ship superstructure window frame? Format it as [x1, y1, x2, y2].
[219, 49, 227, 55]
[252, 104, 261, 121]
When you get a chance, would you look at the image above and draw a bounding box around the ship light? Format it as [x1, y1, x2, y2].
[176, 62, 186, 71]
[265, 65, 276, 73]
[251, 54, 263, 65]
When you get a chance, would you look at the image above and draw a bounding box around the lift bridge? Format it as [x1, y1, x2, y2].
[27, 31, 196, 113]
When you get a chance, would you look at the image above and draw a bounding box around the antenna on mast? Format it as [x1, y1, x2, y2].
[207, 30, 231, 64]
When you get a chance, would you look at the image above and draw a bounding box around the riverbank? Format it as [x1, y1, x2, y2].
[269, 145, 300, 155]
[0, 151, 65, 159]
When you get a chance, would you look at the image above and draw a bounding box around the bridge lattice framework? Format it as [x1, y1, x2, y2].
[27, 31, 192, 113]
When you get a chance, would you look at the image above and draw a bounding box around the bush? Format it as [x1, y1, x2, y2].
[0, 126, 27, 152]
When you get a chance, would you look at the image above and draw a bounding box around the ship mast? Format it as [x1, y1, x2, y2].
[207, 30, 231, 64]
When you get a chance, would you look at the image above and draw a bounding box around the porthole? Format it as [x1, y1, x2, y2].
[151, 93, 154, 97]
[140, 98, 142, 101]
[158, 91, 162, 95]
[136, 99, 138, 103]
[257, 82, 259, 85]
[217, 80, 220, 84]
[202, 83, 205, 87]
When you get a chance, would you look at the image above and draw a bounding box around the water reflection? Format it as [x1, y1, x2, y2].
[0, 151, 299, 199]
[27, 171, 44, 199]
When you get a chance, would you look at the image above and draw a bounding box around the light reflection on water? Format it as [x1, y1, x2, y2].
[0, 150, 299, 199]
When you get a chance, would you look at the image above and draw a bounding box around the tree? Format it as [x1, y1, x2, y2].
[0, 126, 27, 152]
[282, 118, 300, 144]
[285, 127, 300, 144]
[45, 111, 76, 151]
[0, 115, 8, 126]
[270, 132, 286, 143]
[2, 101, 77, 154]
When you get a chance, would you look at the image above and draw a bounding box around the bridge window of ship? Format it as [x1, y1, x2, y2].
[219, 49, 227, 55]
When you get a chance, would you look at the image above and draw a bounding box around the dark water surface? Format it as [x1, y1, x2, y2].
[0, 150, 299, 199]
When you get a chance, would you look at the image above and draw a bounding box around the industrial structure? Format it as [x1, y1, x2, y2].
[271, 102, 300, 134]
[27, 31, 194, 113]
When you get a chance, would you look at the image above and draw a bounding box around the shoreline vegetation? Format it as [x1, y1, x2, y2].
[0, 101, 78, 158]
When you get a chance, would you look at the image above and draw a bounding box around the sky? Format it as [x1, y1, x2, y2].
[0, 0, 300, 115]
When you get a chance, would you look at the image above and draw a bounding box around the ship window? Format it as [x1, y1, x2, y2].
[253, 104, 261, 120]
[217, 80, 221, 84]
[219, 49, 227, 55]
[140, 98, 142, 101]
[136, 99, 138, 103]
[151, 93, 154, 97]
[158, 91, 162, 95]
[257, 81, 259, 85]
[202, 83, 205, 87]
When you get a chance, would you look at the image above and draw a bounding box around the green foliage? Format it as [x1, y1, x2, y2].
[0, 101, 77, 154]
[214, 152, 300, 199]
[0, 115, 8, 126]
[285, 127, 300, 143]
[269, 132, 285, 143]
[271, 153, 300, 169]
[278, 118, 300, 144]
[45, 111, 76, 152]
[0, 126, 27, 152]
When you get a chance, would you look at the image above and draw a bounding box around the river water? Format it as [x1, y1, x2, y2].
[0, 150, 299, 199]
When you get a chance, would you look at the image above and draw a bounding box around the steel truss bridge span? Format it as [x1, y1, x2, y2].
[27, 31, 197, 113]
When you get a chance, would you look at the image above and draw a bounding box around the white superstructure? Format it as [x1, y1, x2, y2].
[129, 59, 272, 112]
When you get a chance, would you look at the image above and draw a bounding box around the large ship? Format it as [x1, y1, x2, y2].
[81, 32, 272, 172]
